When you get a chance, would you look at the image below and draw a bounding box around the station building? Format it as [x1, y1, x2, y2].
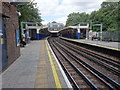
[47, 21, 64, 36]
[22, 21, 64, 39]
[59, 22, 89, 39]
[21, 22, 49, 40]
[0, 2, 20, 70]
[48, 21, 64, 31]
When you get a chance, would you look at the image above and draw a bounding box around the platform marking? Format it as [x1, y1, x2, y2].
[35, 40, 49, 88]
[77, 40, 120, 51]
[46, 41, 62, 89]
[47, 39, 73, 88]
[62, 37, 120, 51]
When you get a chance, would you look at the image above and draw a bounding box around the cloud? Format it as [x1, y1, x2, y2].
[55, 16, 67, 25]
[35, 0, 59, 16]
[41, 21, 48, 25]
[35, 0, 105, 24]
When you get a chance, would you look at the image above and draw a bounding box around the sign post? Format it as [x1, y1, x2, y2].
[93, 24, 102, 41]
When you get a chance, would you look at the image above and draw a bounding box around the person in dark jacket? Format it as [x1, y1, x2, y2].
[20, 38, 26, 47]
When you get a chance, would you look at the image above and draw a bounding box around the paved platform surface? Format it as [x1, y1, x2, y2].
[2, 39, 70, 88]
[61, 37, 120, 51]
[0, 41, 2, 70]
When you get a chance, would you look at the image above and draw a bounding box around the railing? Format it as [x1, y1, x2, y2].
[102, 30, 120, 42]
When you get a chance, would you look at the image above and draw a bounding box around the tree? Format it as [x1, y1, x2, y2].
[16, 1, 42, 23]
[52, 21, 57, 23]
[66, 12, 89, 26]
[66, 1, 119, 31]
[100, 2, 119, 31]
[16, 1, 42, 39]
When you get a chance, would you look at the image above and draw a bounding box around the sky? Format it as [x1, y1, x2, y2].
[34, 0, 106, 25]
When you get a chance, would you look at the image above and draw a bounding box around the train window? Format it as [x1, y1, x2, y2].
[52, 25, 58, 27]
[27, 24, 36, 26]
[80, 24, 87, 26]
[59, 25, 64, 27]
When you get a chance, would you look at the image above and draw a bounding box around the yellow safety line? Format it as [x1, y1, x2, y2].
[1, 38, 4, 44]
[46, 41, 62, 89]
[62, 37, 120, 51]
[73, 39, 120, 51]
[81, 41, 120, 51]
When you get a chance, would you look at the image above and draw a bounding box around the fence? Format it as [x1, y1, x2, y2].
[102, 30, 120, 42]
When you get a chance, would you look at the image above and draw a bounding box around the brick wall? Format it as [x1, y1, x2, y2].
[2, 2, 20, 65]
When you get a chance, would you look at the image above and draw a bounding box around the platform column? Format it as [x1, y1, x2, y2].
[72, 33, 74, 39]
[71, 30, 74, 39]
[86, 29, 89, 39]
[78, 29, 80, 39]
[36, 29, 40, 40]
[77, 24, 81, 39]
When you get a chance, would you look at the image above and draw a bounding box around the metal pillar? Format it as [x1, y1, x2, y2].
[93, 24, 103, 41]
[100, 24, 102, 41]
[77, 24, 81, 39]
[86, 29, 88, 39]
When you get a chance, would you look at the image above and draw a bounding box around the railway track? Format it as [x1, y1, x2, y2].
[56, 38, 120, 81]
[59, 38, 120, 67]
[57, 38, 120, 76]
[48, 37, 120, 89]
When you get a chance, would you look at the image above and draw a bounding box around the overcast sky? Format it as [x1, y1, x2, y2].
[34, 0, 106, 25]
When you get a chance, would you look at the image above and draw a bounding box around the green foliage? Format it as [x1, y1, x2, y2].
[66, 12, 89, 26]
[66, 2, 119, 31]
[52, 21, 57, 23]
[16, 1, 42, 23]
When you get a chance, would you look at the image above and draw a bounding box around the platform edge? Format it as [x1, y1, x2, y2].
[46, 38, 73, 88]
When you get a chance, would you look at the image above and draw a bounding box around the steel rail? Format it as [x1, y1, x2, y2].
[60, 38, 120, 64]
[52, 38, 120, 90]
[59, 38, 120, 68]
[48, 38, 98, 89]
[57, 38, 120, 76]
[52, 41, 98, 90]
[54, 39, 114, 89]
[48, 39, 79, 89]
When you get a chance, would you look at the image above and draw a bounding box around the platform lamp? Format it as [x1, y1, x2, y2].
[93, 24, 103, 41]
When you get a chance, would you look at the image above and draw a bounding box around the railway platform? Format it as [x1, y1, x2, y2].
[61, 37, 120, 51]
[2, 39, 71, 89]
